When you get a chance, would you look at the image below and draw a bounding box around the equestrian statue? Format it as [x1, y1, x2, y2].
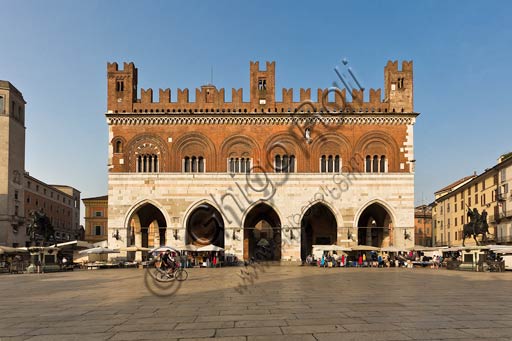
[462, 206, 489, 247]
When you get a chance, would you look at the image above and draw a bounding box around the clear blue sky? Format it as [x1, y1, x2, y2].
[2, 1, 511, 222]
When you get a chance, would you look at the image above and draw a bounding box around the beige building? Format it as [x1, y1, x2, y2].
[414, 204, 432, 246]
[0, 81, 26, 247]
[24, 174, 81, 244]
[433, 160, 505, 247]
[496, 153, 512, 244]
[0, 80, 81, 247]
[82, 195, 108, 243]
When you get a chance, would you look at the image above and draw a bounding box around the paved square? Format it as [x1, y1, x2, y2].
[1, 267, 512, 340]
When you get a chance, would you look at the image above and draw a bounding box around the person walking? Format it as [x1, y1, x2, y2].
[358, 254, 363, 267]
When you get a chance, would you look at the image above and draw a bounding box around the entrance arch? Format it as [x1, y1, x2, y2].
[186, 203, 225, 247]
[243, 203, 281, 261]
[127, 202, 168, 260]
[300, 203, 337, 261]
[357, 202, 393, 247]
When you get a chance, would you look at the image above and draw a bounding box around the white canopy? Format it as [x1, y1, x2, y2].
[120, 246, 152, 252]
[197, 245, 224, 252]
[51, 240, 94, 249]
[312, 244, 351, 252]
[0, 246, 29, 254]
[351, 245, 380, 251]
[79, 247, 120, 255]
[149, 245, 180, 254]
[180, 244, 199, 251]
[381, 246, 403, 252]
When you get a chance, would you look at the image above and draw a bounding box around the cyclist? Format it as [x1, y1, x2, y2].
[160, 250, 178, 275]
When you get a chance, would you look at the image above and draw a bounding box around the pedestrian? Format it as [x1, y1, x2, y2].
[341, 254, 345, 267]
[358, 254, 363, 267]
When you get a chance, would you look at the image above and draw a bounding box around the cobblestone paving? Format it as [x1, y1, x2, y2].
[1, 266, 512, 340]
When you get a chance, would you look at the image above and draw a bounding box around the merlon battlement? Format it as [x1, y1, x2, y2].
[107, 60, 414, 113]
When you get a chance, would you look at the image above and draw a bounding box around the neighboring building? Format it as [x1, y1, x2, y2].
[433, 165, 500, 247]
[0, 81, 26, 247]
[0, 79, 81, 247]
[496, 153, 512, 244]
[24, 173, 81, 245]
[414, 204, 432, 246]
[82, 195, 108, 243]
[106, 60, 418, 261]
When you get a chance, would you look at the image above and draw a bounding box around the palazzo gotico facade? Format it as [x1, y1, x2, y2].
[106, 60, 417, 261]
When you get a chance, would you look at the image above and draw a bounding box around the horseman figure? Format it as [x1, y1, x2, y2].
[462, 207, 489, 246]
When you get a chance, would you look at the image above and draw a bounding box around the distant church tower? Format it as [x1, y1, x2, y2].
[0, 81, 26, 247]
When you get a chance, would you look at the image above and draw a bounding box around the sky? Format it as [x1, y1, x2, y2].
[2, 0, 511, 224]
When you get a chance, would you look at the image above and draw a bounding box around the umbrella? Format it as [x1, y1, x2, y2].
[181, 244, 199, 251]
[197, 245, 224, 252]
[350, 245, 380, 251]
[0, 246, 28, 254]
[120, 246, 152, 252]
[79, 247, 120, 255]
[257, 239, 270, 247]
[149, 245, 180, 254]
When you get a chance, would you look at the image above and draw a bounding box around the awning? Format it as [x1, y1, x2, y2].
[350, 245, 380, 251]
[78, 247, 120, 255]
[197, 245, 224, 252]
[0, 246, 29, 254]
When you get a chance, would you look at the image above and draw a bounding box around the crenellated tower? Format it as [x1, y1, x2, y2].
[107, 62, 138, 112]
[249, 61, 275, 108]
[384, 60, 413, 113]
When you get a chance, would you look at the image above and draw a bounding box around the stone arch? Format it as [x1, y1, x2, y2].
[242, 201, 283, 261]
[300, 202, 338, 261]
[124, 199, 169, 260]
[172, 132, 216, 171]
[126, 134, 168, 172]
[354, 131, 400, 172]
[184, 200, 225, 247]
[354, 199, 396, 248]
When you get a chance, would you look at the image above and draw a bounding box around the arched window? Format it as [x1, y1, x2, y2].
[198, 157, 204, 172]
[289, 155, 295, 172]
[115, 140, 123, 153]
[334, 155, 340, 172]
[380, 155, 386, 173]
[327, 155, 333, 172]
[183, 156, 205, 173]
[228, 157, 252, 173]
[282, 155, 289, 172]
[365, 155, 371, 173]
[321, 155, 326, 173]
[136, 154, 159, 173]
[191, 156, 197, 172]
[275, 155, 282, 173]
[245, 158, 251, 173]
[229, 158, 234, 173]
[184, 157, 190, 172]
[240, 158, 246, 173]
[372, 155, 379, 173]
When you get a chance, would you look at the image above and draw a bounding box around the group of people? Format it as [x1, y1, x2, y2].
[305, 251, 445, 269]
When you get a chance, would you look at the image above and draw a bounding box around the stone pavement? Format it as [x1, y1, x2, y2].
[1, 266, 512, 340]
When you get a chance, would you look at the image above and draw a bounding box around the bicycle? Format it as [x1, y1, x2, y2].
[150, 260, 188, 282]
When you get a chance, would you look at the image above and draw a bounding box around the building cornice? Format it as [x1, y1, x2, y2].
[105, 112, 419, 126]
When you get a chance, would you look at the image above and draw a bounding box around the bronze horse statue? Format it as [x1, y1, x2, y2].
[462, 209, 489, 247]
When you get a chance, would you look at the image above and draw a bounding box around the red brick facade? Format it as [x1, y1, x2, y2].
[107, 61, 415, 175]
